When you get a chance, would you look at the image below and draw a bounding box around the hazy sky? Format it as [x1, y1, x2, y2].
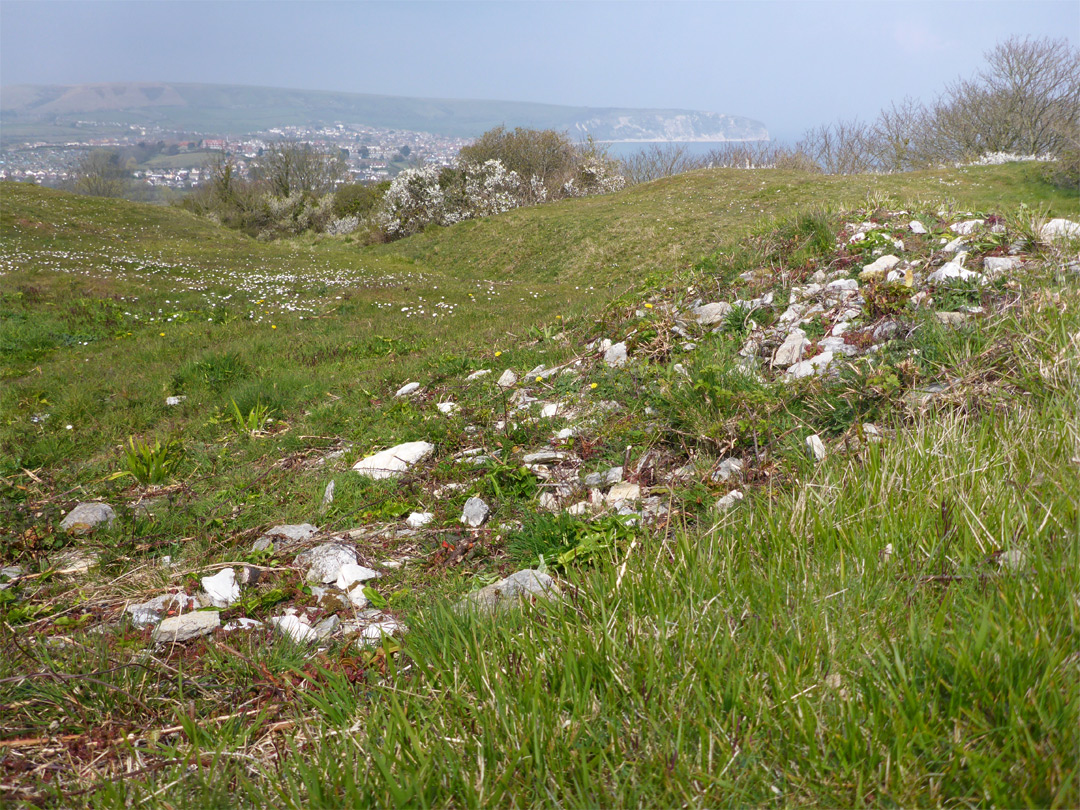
[1, 1, 1076, 141]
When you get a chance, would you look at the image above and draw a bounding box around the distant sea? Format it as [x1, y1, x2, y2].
[599, 141, 774, 159]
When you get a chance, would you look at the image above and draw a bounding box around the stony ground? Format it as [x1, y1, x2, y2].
[2, 176, 1079, 807]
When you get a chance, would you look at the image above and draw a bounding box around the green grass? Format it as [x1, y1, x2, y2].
[1, 164, 1078, 807]
[141, 150, 218, 170]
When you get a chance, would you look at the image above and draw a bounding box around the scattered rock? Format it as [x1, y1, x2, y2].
[165, 395, 187, 406]
[313, 615, 341, 640]
[201, 568, 240, 608]
[49, 548, 100, 574]
[60, 502, 116, 534]
[270, 614, 319, 644]
[0, 566, 24, 589]
[345, 585, 371, 608]
[335, 563, 379, 590]
[253, 523, 319, 552]
[360, 618, 407, 643]
[153, 610, 219, 643]
[523, 450, 567, 465]
[950, 219, 984, 235]
[605, 481, 641, 504]
[466, 369, 491, 380]
[406, 511, 434, 529]
[859, 255, 900, 281]
[457, 569, 561, 613]
[715, 490, 744, 511]
[223, 617, 263, 632]
[787, 351, 835, 379]
[983, 256, 1019, 277]
[819, 336, 857, 356]
[872, 321, 901, 342]
[806, 434, 827, 462]
[692, 301, 733, 326]
[773, 328, 809, 367]
[395, 382, 421, 397]
[460, 496, 490, 527]
[295, 543, 358, 584]
[942, 237, 970, 254]
[436, 401, 459, 415]
[604, 342, 628, 368]
[584, 466, 623, 487]
[352, 441, 434, 480]
[825, 278, 859, 293]
[1039, 219, 1080, 242]
[934, 311, 970, 327]
[127, 593, 201, 629]
[238, 565, 262, 586]
[321, 481, 335, 509]
[497, 369, 518, 388]
[712, 458, 744, 482]
[909, 220, 928, 234]
[929, 261, 984, 285]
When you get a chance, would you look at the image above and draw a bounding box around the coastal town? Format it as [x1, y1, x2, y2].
[0, 121, 471, 190]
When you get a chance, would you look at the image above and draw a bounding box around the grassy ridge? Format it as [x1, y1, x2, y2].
[1, 164, 1078, 807]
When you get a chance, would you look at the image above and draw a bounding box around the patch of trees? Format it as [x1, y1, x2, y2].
[181, 128, 625, 242]
[181, 139, 355, 240]
[377, 128, 625, 239]
[68, 150, 132, 198]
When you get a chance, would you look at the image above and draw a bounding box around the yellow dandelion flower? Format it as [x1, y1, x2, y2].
[271, 325, 277, 329]
[644, 303, 654, 309]
[536, 376, 543, 382]
[590, 382, 598, 389]
[495, 351, 502, 357]
[159, 332, 165, 337]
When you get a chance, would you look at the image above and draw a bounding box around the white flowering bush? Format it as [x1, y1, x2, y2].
[376, 138, 627, 241]
[265, 192, 304, 221]
[325, 215, 360, 236]
[562, 156, 626, 198]
[529, 175, 548, 203]
[377, 166, 458, 238]
[461, 160, 525, 217]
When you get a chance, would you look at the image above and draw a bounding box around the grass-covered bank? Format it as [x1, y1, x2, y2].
[1, 164, 1078, 806]
[268, 407, 1079, 808]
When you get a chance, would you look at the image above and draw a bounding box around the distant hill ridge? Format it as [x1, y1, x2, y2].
[0, 82, 769, 142]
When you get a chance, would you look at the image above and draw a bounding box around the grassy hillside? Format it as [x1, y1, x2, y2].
[1, 164, 1078, 807]
[1, 82, 766, 143]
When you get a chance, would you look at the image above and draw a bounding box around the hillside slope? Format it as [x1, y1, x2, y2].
[1, 82, 768, 142]
[1, 166, 1078, 807]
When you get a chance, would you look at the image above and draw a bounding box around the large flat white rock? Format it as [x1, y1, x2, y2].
[352, 441, 434, 479]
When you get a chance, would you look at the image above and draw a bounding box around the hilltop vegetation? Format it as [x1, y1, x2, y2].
[0, 164, 1078, 807]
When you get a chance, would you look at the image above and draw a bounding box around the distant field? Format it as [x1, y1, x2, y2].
[142, 150, 217, 170]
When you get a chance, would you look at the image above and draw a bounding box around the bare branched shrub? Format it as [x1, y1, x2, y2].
[702, 142, 819, 172]
[799, 37, 1079, 175]
[620, 144, 701, 184]
[253, 138, 348, 198]
[866, 97, 934, 171]
[796, 119, 877, 175]
[67, 149, 132, 198]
